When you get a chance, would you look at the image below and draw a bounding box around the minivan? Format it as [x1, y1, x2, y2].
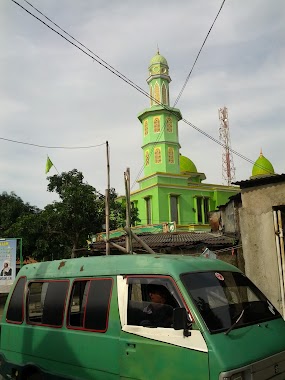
[0, 254, 285, 379]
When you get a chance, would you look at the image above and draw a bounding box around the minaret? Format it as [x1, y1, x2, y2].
[137, 51, 182, 177]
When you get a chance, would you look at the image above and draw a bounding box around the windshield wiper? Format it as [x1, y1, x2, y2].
[224, 308, 245, 336]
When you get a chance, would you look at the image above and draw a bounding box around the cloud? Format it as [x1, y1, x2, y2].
[0, 0, 284, 208]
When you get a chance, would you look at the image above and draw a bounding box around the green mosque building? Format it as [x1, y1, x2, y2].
[127, 51, 240, 231]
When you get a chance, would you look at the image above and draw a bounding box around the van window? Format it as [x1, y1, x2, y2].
[68, 278, 113, 332]
[127, 277, 183, 328]
[181, 271, 280, 334]
[27, 280, 69, 327]
[6, 276, 26, 323]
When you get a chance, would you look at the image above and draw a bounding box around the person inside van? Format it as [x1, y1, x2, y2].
[140, 284, 174, 328]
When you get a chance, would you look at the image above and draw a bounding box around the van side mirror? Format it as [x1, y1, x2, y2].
[173, 307, 191, 337]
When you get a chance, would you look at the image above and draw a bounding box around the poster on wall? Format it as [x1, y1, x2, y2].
[0, 239, 16, 293]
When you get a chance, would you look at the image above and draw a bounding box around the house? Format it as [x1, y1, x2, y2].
[212, 150, 285, 317]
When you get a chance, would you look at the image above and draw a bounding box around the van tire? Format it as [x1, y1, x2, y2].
[22, 368, 43, 380]
[26, 373, 42, 380]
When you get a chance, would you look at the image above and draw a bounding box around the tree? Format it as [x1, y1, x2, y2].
[46, 169, 106, 257]
[1, 171, 140, 261]
[0, 191, 39, 232]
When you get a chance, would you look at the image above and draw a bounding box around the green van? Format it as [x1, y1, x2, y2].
[0, 254, 285, 380]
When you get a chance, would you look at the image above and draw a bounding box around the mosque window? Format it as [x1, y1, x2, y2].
[168, 147, 175, 164]
[195, 197, 210, 224]
[162, 83, 168, 105]
[144, 120, 149, 136]
[150, 86, 153, 106]
[203, 198, 209, 223]
[154, 117, 160, 133]
[154, 82, 160, 105]
[145, 197, 152, 225]
[145, 150, 150, 166]
[170, 195, 179, 223]
[154, 147, 161, 164]
[166, 117, 173, 133]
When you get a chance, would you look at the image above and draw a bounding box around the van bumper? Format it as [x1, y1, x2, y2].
[219, 350, 285, 380]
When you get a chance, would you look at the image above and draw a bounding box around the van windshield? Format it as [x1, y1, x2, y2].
[181, 271, 280, 334]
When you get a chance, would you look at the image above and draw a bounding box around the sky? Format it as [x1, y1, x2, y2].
[1, 0, 284, 209]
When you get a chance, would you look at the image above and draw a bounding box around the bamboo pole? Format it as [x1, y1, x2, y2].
[124, 168, 133, 254]
[277, 210, 285, 318]
[273, 210, 285, 318]
[109, 241, 129, 254]
[124, 227, 156, 255]
[105, 141, 110, 255]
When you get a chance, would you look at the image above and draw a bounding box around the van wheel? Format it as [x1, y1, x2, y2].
[25, 371, 43, 380]
[21, 370, 44, 380]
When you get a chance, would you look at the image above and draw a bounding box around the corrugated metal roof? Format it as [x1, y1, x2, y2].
[233, 174, 285, 189]
[90, 232, 234, 251]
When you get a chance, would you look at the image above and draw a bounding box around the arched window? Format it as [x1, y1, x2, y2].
[144, 120, 149, 136]
[154, 147, 161, 164]
[168, 147, 174, 163]
[154, 82, 160, 105]
[154, 117, 160, 133]
[162, 83, 167, 105]
[166, 117, 173, 133]
[145, 150, 150, 166]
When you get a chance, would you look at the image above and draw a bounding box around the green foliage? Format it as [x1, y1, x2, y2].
[0, 191, 39, 232]
[46, 170, 105, 256]
[0, 169, 140, 261]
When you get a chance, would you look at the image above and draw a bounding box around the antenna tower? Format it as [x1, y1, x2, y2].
[218, 107, 235, 186]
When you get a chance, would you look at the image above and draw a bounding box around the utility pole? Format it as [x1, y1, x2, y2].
[105, 141, 110, 255]
[218, 107, 235, 186]
[124, 168, 133, 254]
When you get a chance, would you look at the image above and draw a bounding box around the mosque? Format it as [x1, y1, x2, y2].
[128, 51, 240, 231]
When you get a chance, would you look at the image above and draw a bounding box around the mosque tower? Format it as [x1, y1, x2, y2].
[137, 51, 182, 177]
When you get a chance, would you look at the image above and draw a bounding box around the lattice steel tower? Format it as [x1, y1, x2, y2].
[219, 107, 235, 186]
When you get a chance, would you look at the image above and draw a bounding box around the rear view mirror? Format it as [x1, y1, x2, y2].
[173, 307, 191, 337]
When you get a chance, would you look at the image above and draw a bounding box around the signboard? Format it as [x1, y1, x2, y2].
[0, 239, 16, 293]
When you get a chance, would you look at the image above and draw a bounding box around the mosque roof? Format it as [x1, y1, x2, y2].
[252, 150, 274, 177]
[180, 155, 197, 173]
[149, 51, 168, 67]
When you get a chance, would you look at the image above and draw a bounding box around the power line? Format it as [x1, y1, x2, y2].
[173, 0, 226, 107]
[9, 0, 275, 179]
[0, 137, 106, 149]
[10, 0, 151, 101]
[22, 0, 151, 100]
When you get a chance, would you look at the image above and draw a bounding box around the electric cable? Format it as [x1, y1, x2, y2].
[9, 0, 276, 180]
[173, 0, 226, 107]
[0, 137, 106, 149]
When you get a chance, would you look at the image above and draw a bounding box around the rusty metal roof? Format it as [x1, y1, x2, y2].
[90, 231, 234, 252]
[233, 174, 285, 189]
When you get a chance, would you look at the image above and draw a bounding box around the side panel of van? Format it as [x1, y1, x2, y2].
[117, 275, 209, 380]
[1, 276, 121, 379]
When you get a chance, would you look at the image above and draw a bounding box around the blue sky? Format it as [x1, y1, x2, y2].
[1, 0, 284, 208]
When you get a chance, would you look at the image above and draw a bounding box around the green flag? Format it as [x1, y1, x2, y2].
[45, 156, 53, 174]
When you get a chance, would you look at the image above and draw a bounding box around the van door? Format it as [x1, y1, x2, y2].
[117, 275, 209, 380]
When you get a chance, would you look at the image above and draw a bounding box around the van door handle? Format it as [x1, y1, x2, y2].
[126, 342, 136, 354]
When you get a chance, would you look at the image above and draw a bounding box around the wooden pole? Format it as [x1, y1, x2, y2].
[105, 141, 110, 255]
[109, 241, 130, 254]
[124, 168, 133, 254]
[124, 227, 156, 254]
